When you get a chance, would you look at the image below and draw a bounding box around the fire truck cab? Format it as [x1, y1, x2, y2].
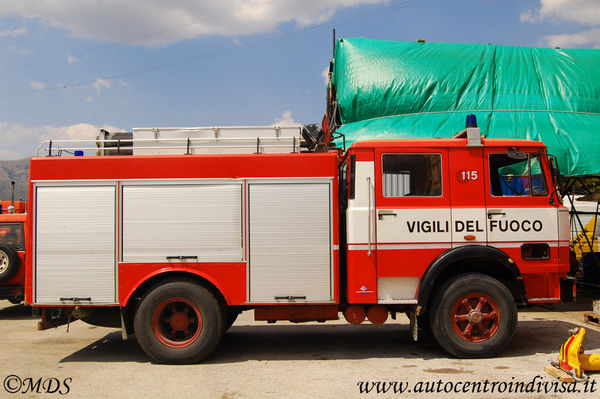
[26, 125, 571, 363]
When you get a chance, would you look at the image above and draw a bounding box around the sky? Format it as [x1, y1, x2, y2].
[0, 0, 599, 160]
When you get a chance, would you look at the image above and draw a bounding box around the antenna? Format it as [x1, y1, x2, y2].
[332, 28, 336, 58]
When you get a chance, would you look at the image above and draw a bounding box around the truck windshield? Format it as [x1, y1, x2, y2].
[0, 223, 24, 250]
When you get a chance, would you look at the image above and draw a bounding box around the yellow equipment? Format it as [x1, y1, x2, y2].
[552, 327, 600, 381]
[571, 216, 598, 260]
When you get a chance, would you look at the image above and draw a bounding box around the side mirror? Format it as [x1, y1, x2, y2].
[548, 155, 564, 194]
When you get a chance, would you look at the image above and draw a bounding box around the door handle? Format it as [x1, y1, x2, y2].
[60, 297, 91, 302]
[166, 255, 199, 260]
[378, 211, 397, 220]
[487, 210, 506, 219]
[274, 296, 307, 300]
[367, 176, 373, 257]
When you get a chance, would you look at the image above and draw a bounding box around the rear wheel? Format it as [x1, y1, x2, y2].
[134, 281, 224, 364]
[0, 243, 19, 282]
[429, 273, 517, 358]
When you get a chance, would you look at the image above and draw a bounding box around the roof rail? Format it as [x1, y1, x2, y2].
[36, 125, 306, 156]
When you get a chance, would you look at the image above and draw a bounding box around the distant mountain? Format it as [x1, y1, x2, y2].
[0, 158, 29, 201]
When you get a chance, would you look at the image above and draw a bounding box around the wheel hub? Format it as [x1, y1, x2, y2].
[451, 292, 500, 342]
[168, 312, 190, 331]
[0, 254, 7, 273]
[152, 297, 203, 348]
[467, 309, 483, 324]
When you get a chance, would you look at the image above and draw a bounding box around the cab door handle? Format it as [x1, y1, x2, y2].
[487, 210, 506, 219]
[378, 211, 397, 220]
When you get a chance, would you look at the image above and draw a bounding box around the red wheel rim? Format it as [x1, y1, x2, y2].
[152, 298, 202, 348]
[451, 292, 500, 343]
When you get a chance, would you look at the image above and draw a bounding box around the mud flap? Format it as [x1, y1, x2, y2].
[120, 308, 128, 340]
[409, 307, 418, 342]
[560, 277, 576, 302]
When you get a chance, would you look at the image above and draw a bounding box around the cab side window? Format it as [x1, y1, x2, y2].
[0, 223, 24, 250]
[489, 153, 548, 197]
[382, 154, 442, 197]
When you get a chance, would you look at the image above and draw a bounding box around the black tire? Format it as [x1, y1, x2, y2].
[429, 273, 517, 358]
[134, 281, 224, 364]
[416, 314, 431, 338]
[0, 243, 19, 282]
[7, 296, 23, 305]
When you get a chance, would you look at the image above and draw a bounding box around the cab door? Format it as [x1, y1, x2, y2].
[484, 149, 561, 301]
[374, 148, 450, 303]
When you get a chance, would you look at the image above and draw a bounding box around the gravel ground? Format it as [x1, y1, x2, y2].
[1, 296, 600, 399]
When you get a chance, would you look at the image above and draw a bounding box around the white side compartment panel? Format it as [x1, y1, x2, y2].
[35, 185, 116, 304]
[377, 277, 419, 304]
[249, 183, 332, 303]
[122, 183, 243, 262]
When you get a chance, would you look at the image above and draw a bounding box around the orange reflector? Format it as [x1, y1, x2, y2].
[464, 235, 476, 241]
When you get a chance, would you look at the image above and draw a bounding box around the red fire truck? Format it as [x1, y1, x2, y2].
[26, 122, 572, 364]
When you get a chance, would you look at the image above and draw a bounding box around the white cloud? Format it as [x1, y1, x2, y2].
[533, 0, 600, 26]
[118, 79, 129, 87]
[39, 123, 107, 141]
[523, 1, 600, 48]
[92, 78, 111, 92]
[30, 81, 45, 90]
[8, 45, 32, 56]
[0, 121, 121, 159]
[84, 96, 94, 102]
[322, 66, 330, 86]
[0, 26, 26, 37]
[519, 10, 541, 24]
[544, 28, 600, 49]
[0, 148, 22, 159]
[66, 51, 80, 63]
[0, 1, 385, 46]
[272, 110, 299, 126]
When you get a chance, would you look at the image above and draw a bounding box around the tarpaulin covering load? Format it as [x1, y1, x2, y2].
[331, 38, 600, 176]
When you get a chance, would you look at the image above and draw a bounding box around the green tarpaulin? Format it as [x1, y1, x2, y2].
[332, 38, 600, 176]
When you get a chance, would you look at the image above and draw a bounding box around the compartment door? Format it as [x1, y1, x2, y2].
[35, 184, 116, 304]
[248, 182, 332, 303]
[122, 183, 243, 263]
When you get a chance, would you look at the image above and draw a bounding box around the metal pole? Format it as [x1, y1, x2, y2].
[332, 28, 336, 58]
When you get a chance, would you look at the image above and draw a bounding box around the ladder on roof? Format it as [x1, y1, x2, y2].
[36, 125, 305, 156]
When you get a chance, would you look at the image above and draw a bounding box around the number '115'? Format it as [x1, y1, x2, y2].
[461, 171, 478, 181]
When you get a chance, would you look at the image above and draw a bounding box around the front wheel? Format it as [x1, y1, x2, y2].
[134, 281, 224, 364]
[429, 273, 517, 358]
